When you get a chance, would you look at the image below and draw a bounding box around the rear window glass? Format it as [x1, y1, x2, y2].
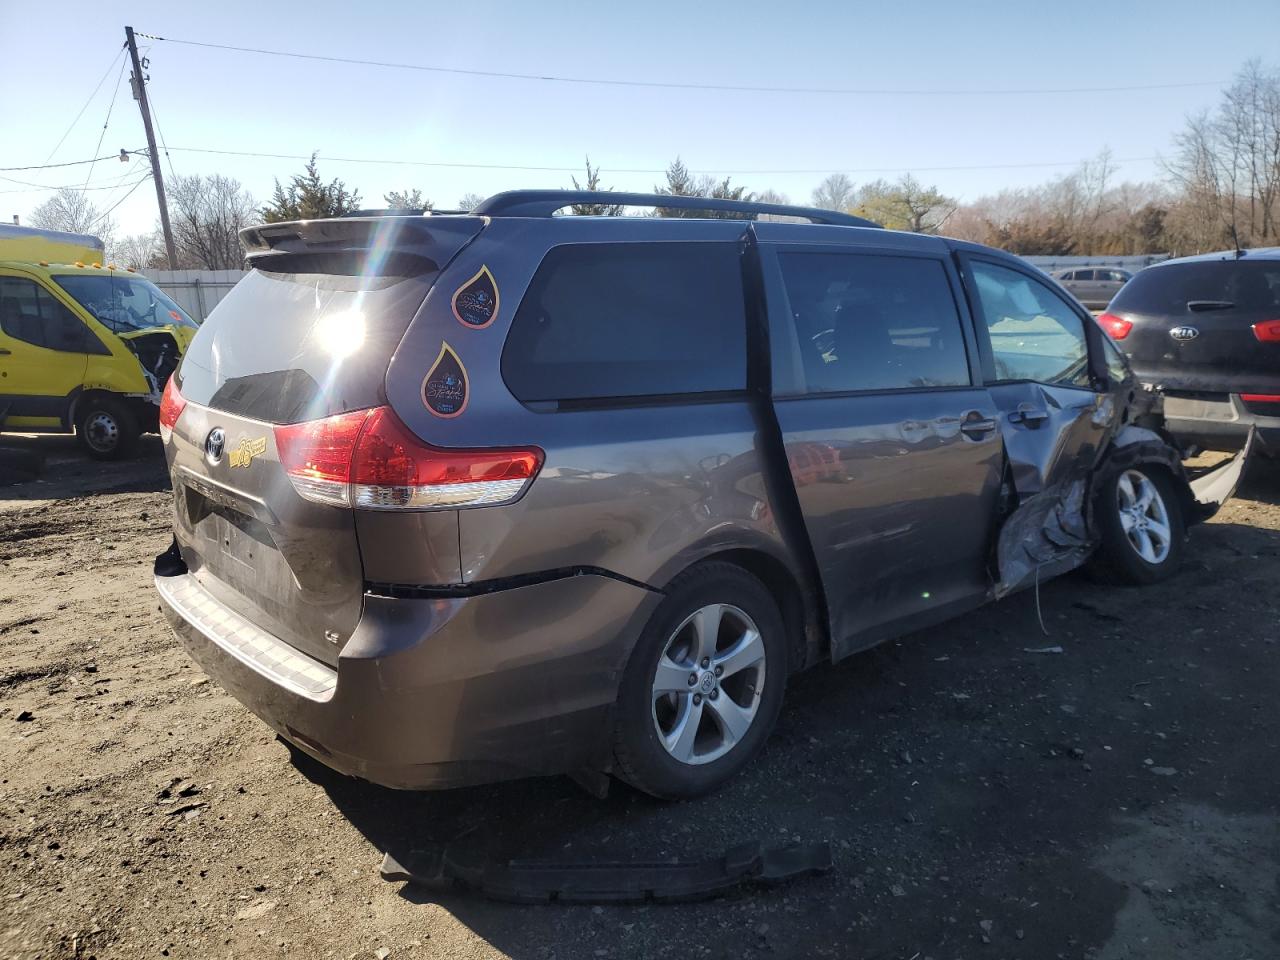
[177, 269, 434, 423]
[1111, 260, 1280, 315]
[776, 253, 970, 393]
[502, 243, 747, 403]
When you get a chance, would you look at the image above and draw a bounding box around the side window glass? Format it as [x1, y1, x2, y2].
[0, 277, 88, 353]
[776, 253, 970, 393]
[503, 243, 746, 403]
[970, 260, 1091, 388]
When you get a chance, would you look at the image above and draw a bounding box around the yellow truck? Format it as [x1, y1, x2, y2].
[0, 224, 196, 458]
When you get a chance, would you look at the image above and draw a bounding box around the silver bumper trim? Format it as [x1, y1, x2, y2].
[155, 573, 337, 702]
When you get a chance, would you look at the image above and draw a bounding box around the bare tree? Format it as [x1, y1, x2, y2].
[115, 233, 162, 270]
[167, 174, 259, 270]
[28, 187, 115, 251]
[457, 193, 484, 212]
[1166, 60, 1280, 248]
[810, 173, 856, 212]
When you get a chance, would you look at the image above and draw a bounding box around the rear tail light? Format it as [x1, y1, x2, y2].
[274, 406, 543, 510]
[158, 376, 187, 443]
[1240, 394, 1280, 403]
[1251, 320, 1280, 342]
[1097, 312, 1133, 340]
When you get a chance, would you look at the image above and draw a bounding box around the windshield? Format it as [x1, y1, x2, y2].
[51, 273, 197, 333]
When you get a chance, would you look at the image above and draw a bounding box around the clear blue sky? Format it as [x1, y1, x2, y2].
[2, 0, 1276, 237]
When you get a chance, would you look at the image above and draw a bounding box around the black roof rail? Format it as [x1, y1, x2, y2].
[473, 190, 881, 228]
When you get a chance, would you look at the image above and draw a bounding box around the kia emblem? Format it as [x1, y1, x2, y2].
[1169, 326, 1199, 342]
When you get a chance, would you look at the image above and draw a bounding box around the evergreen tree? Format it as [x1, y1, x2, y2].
[261, 153, 362, 222]
[654, 158, 754, 218]
[569, 157, 623, 215]
[383, 188, 430, 211]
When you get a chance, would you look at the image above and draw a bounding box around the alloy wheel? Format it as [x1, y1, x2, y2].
[650, 603, 767, 766]
[1116, 469, 1171, 565]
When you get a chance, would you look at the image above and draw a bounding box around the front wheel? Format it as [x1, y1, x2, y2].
[611, 562, 788, 799]
[77, 397, 139, 461]
[1089, 465, 1185, 584]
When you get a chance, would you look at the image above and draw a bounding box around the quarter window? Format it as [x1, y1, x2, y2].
[775, 253, 971, 393]
[503, 243, 746, 403]
[970, 261, 1091, 388]
[0, 277, 93, 353]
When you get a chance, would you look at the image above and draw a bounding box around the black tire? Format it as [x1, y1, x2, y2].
[1088, 464, 1185, 585]
[611, 562, 788, 799]
[76, 397, 139, 461]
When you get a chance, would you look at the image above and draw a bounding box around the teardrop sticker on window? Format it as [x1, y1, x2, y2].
[451, 265, 500, 329]
[422, 341, 469, 418]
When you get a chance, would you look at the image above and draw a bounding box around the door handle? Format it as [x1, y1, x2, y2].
[960, 414, 998, 439]
[0, 348, 11, 355]
[1009, 403, 1050, 426]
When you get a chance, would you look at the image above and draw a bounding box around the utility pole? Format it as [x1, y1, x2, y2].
[124, 26, 177, 269]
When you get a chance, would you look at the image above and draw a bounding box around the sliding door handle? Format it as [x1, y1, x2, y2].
[960, 414, 998, 439]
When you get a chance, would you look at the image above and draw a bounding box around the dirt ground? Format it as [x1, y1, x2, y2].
[0, 434, 1276, 960]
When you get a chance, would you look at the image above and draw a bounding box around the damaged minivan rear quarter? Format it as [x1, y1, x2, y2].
[154, 192, 1245, 800]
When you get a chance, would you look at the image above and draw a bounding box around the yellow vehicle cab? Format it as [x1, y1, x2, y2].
[0, 224, 196, 459]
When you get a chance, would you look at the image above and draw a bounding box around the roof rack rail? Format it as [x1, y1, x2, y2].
[473, 190, 881, 228]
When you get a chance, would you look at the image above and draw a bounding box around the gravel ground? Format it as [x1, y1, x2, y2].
[1, 435, 1277, 960]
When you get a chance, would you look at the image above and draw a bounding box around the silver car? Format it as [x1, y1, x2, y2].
[1054, 267, 1133, 310]
[152, 191, 1242, 799]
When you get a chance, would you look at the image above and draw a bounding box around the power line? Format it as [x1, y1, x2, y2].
[81, 55, 130, 194]
[137, 32, 1225, 97]
[41, 46, 127, 164]
[0, 165, 148, 193]
[164, 145, 1160, 176]
[1, 154, 124, 173]
[145, 87, 180, 181]
[90, 173, 153, 227]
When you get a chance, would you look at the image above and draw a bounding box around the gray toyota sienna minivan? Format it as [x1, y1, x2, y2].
[154, 191, 1244, 799]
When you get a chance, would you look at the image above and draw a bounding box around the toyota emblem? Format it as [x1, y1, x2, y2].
[205, 427, 226, 464]
[1169, 325, 1199, 342]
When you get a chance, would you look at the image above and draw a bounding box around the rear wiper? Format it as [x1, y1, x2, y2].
[1187, 300, 1234, 312]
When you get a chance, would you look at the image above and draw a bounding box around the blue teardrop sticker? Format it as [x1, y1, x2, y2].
[451, 265, 500, 329]
[422, 342, 469, 418]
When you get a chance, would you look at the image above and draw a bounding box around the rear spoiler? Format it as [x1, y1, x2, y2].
[239, 216, 484, 276]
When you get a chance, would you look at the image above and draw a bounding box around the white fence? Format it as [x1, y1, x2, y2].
[1022, 254, 1169, 275]
[147, 270, 246, 323]
[143, 253, 1172, 324]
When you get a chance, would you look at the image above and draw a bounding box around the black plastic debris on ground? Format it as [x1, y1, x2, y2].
[380, 841, 832, 904]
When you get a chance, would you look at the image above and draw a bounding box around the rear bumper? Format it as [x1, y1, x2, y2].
[1162, 394, 1280, 455]
[156, 569, 660, 789]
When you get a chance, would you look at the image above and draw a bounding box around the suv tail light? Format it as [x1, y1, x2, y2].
[1097, 312, 1133, 340]
[1252, 319, 1280, 342]
[158, 376, 187, 443]
[273, 406, 544, 510]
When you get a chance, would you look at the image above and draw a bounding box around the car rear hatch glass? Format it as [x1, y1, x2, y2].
[169, 216, 482, 664]
[1109, 259, 1280, 394]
